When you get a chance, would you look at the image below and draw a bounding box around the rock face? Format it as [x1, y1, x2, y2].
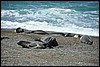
[35, 36, 58, 48]
[80, 35, 93, 45]
[15, 27, 24, 33]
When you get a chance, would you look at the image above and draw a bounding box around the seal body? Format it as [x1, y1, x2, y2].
[31, 30, 49, 35]
[17, 41, 46, 49]
[17, 41, 31, 48]
[80, 35, 93, 45]
[15, 27, 24, 33]
[35, 36, 58, 48]
[64, 33, 75, 37]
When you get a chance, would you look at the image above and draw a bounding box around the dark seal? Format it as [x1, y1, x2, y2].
[31, 30, 49, 35]
[15, 27, 24, 33]
[17, 41, 46, 49]
[17, 41, 35, 48]
[34, 36, 58, 48]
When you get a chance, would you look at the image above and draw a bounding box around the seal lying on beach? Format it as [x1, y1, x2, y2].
[80, 35, 93, 45]
[1, 36, 9, 40]
[17, 36, 58, 49]
[15, 27, 49, 35]
[34, 36, 58, 48]
[15, 27, 24, 33]
[17, 41, 46, 49]
[17, 41, 32, 48]
[31, 30, 49, 35]
[49, 32, 65, 36]
[64, 33, 75, 37]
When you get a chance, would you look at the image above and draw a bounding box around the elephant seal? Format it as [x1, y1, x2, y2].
[34, 36, 58, 48]
[64, 33, 75, 37]
[17, 41, 46, 49]
[49, 32, 65, 36]
[17, 41, 32, 48]
[15, 27, 24, 33]
[31, 30, 49, 35]
[15, 27, 48, 35]
[80, 35, 93, 45]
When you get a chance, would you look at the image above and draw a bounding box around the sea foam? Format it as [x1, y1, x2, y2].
[1, 8, 99, 36]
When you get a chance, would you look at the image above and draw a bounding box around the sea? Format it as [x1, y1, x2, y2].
[1, 1, 99, 36]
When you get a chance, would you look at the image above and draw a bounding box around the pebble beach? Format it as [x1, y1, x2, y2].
[1, 29, 99, 66]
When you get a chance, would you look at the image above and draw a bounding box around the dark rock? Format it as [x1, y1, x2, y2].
[80, 35, 93, 45]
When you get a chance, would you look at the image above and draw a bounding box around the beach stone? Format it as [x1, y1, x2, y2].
[80, 35, 93, 45]
[34, 36, 58, 48]
[15, 27, 24, 33]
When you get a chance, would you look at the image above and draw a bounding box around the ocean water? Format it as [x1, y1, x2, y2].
[1, 1, 99, 36]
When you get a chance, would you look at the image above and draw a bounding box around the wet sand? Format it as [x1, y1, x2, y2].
[1, 29, 99, 66]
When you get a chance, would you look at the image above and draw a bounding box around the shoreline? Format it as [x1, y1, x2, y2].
[1, 28, 99, 37]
